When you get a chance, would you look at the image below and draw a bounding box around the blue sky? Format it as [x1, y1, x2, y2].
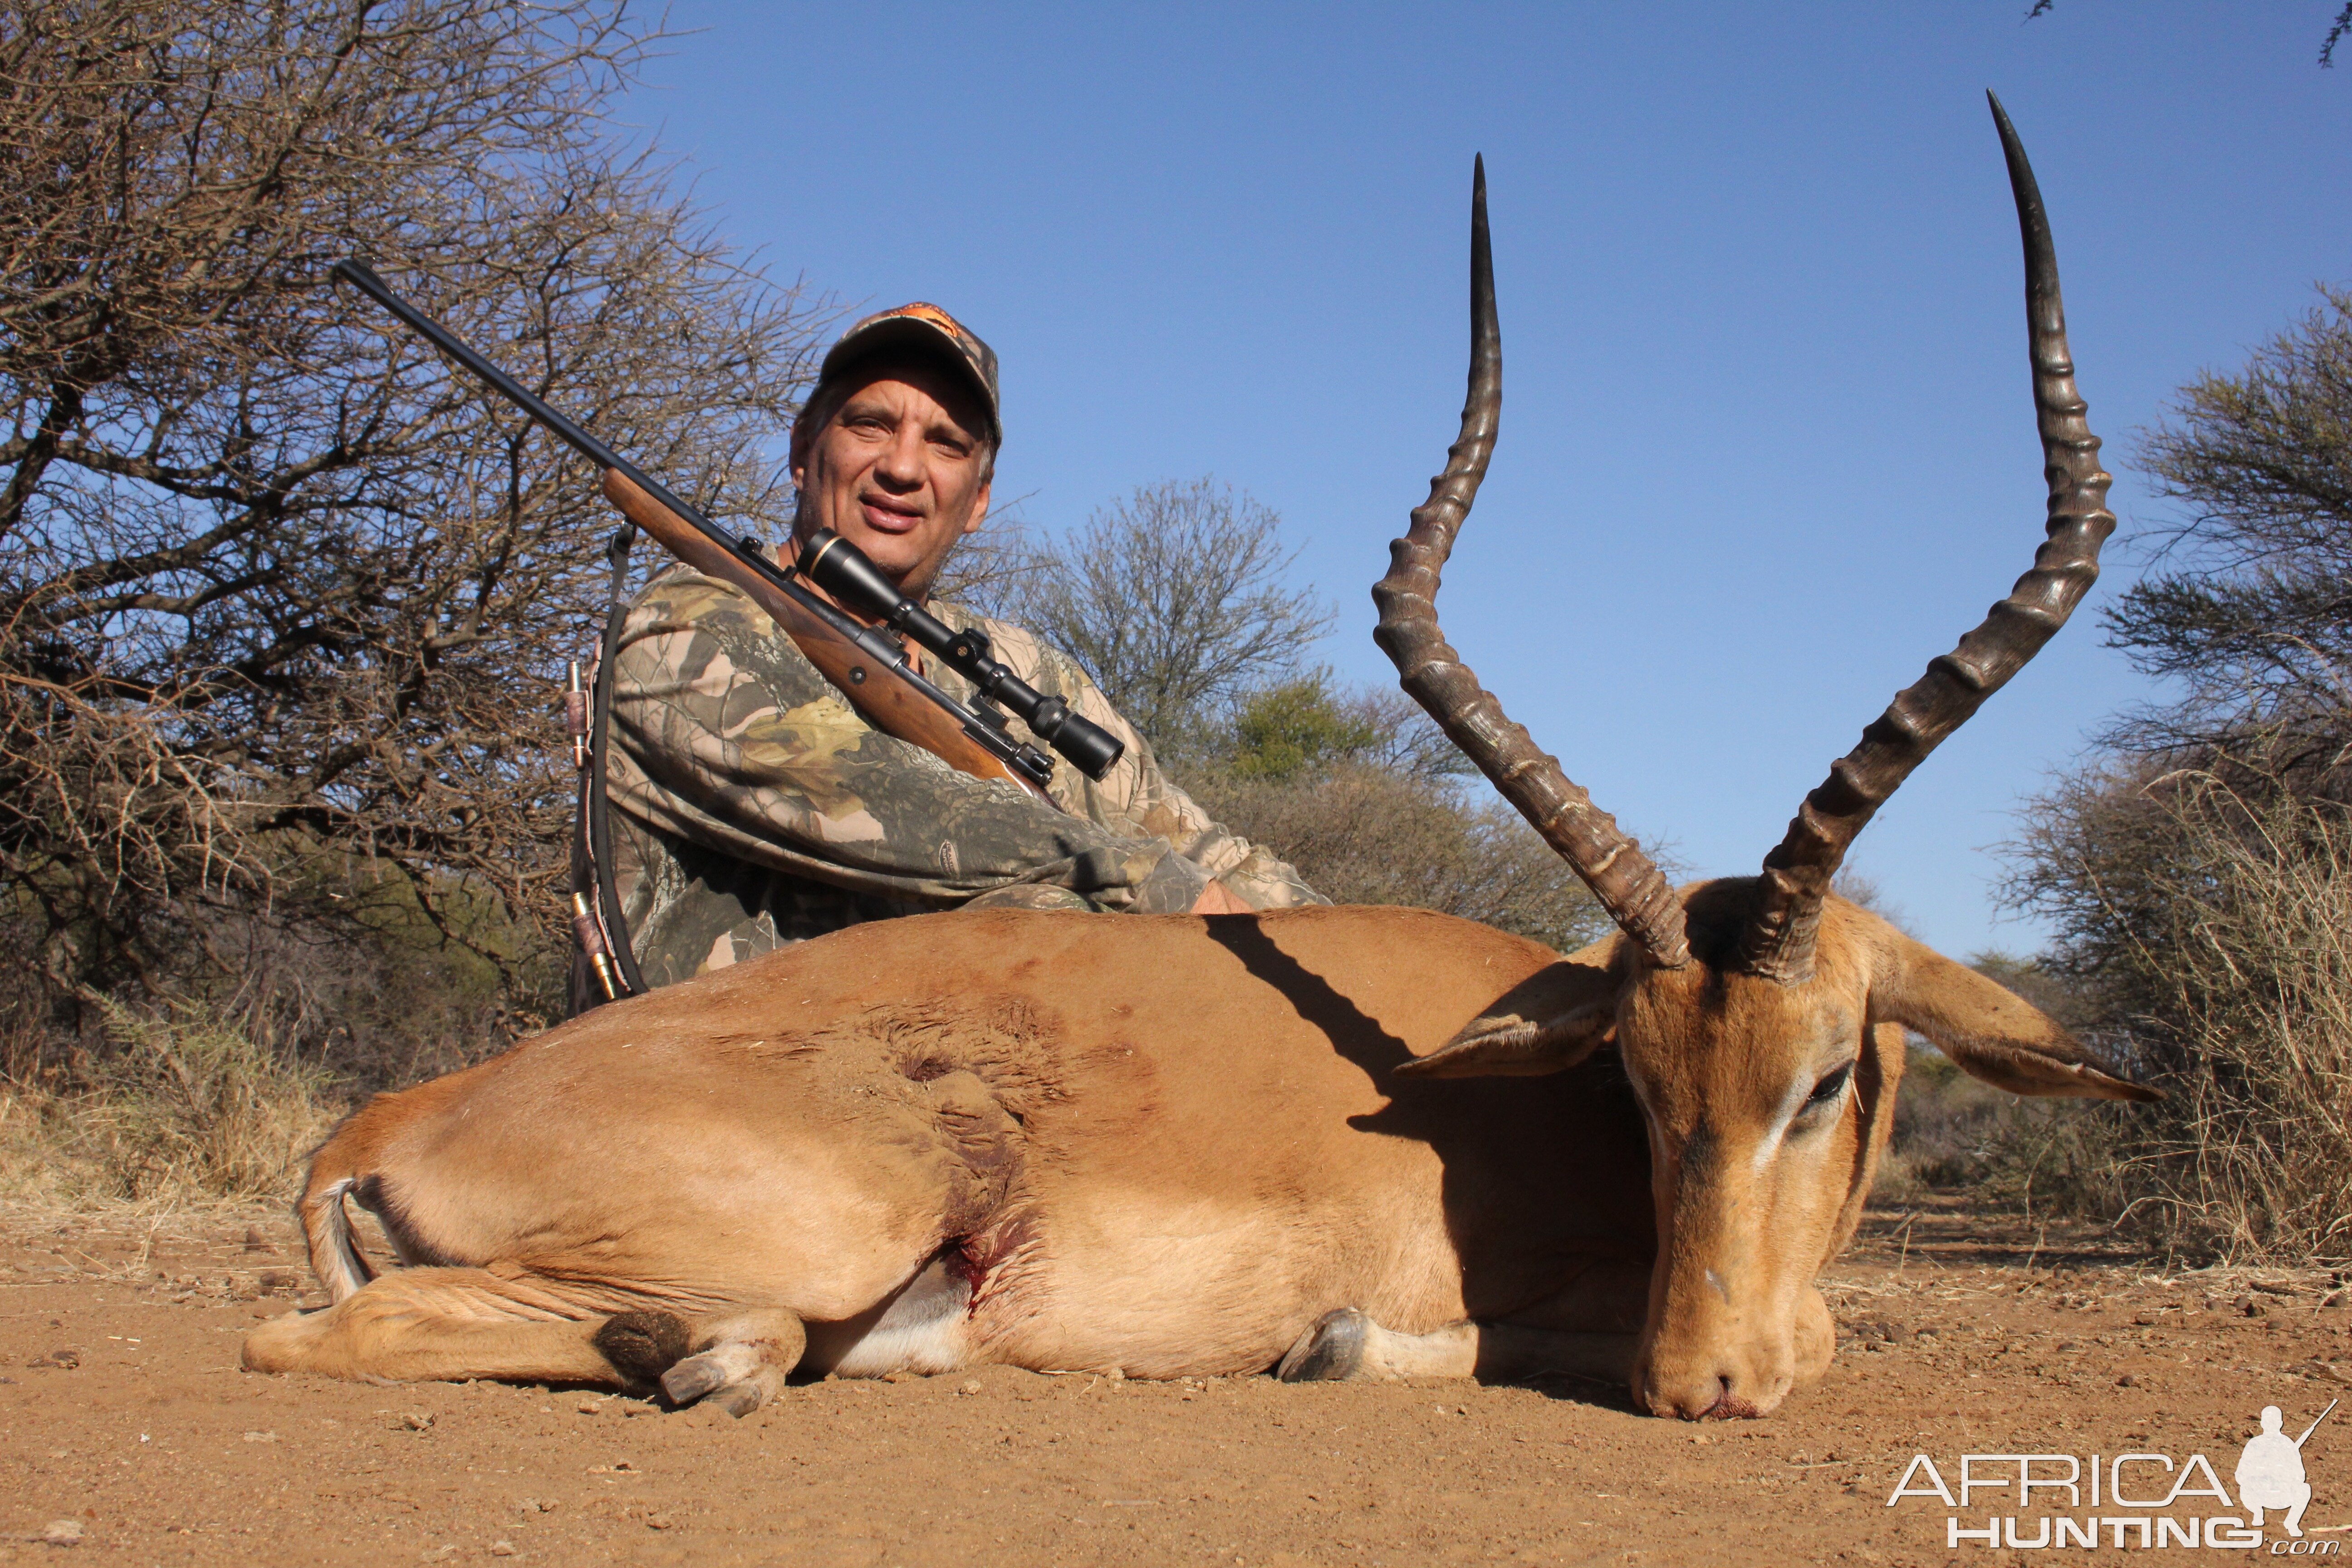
[616, 2, 2352, 958]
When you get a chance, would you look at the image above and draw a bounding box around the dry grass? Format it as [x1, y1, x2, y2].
[0, 997, 343, 1209]
[1872, 1046, 2023, 1205]
[1983, 777, 2352, 1263]
[2103, 780, 2352, 1259]
[1199, 761, 1613, 955]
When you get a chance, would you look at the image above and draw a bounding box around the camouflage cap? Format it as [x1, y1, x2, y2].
[813, 303, 1001, 448]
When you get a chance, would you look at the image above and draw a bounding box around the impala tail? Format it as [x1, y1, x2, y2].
[297, 1136, 379, 1305]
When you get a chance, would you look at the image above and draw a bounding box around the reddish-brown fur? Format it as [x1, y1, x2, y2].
[245, 888, 2147, 1419]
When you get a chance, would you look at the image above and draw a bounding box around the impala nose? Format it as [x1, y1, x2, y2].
[1695, 1377, 1762, 1421]
[1647, 1367, 1766, 1421]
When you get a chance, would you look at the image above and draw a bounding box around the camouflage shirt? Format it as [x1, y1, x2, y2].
[585, 564, 1323, 999]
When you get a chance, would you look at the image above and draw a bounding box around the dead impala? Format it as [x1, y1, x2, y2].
[246, 97, 2155, 1420]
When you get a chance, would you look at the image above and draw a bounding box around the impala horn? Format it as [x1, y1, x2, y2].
[1737, 94, 2115, 984]
[1374, 156, 1690, 970]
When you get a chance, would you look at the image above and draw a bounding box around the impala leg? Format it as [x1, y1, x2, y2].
[1278, 1309, 1635, 1384]
[243, 1267, 642, 1387]
[1470, 1323, 1638, 1384]
[1279, 1259, 1648, 1386]
[659, 1308, 808, 1417]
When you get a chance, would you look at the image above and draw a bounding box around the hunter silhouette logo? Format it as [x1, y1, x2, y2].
[2240, 1400, 2333, 1539]
[1886, 1397, 2340, 1550]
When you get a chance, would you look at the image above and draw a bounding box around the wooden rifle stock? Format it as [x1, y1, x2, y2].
[322, 259, 1055, 806]
[599, 470, 1049, 802]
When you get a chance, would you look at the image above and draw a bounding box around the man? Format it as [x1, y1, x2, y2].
[575, 303, 1320, 1004]
[2236, 1403, 2322, 1538]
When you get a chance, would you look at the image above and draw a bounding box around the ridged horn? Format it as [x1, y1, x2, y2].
[1737, 94, 2115, 984]
[1374, 156, 1690, 970]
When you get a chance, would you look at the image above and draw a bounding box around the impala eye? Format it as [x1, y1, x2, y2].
[1802, 1063, 1853, 1114]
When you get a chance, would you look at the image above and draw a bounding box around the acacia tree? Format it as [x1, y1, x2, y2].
[985, 478, 1333, 754]
[0, 0, 825, 1023]
[1198, 674, 1609, 954]
[975, 485, 1607, 954]
[1999, 284, 2352, 1259]
[2103, 287, 2352, 770]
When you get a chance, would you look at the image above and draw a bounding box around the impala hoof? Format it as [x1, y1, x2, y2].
[1278, 1308, 1367, 1382]
[659, 1338, 791, 1416]
[658, 1354, 772, 1417]
[659, 1350, 727, 1404]
[712, 1381, 767, 1418]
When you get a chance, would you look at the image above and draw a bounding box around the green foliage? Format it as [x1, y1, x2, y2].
[1226, 675, 1382, 784]
[980, 477, 1609, 955]
[1188, 675, 1611, 955]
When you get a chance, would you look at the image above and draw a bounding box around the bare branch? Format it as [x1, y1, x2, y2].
[0, 0, 828, 1020]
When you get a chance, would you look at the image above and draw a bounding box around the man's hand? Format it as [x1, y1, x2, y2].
[1189, 880, 1253, 916]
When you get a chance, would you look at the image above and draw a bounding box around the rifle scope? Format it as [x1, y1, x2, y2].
[798, 529, 1124, 782]
[328, 257, 1121, 787]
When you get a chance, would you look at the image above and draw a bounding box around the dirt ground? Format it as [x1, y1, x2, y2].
[1, 1198, 2346, 1567]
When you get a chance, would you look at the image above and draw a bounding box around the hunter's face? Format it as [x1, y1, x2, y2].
[791, 358, 993, 601]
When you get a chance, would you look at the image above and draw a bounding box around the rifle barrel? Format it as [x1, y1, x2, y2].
[2297, 1397, 2337, 1447]
[329, 258, 1082, 792]
[333, 260, 754, 585]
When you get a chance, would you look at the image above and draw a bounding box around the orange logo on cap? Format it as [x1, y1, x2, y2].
[859, 302, 971, 345]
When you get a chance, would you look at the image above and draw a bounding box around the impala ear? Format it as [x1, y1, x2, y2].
[1396, 958, 1621, 1080]
[1873, 936, 2161, 1102]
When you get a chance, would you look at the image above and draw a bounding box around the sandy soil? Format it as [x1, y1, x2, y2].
[1, 1199, 2345, 1567]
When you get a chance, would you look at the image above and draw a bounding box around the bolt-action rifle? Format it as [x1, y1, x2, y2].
[331, 260, 1124, 1000]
